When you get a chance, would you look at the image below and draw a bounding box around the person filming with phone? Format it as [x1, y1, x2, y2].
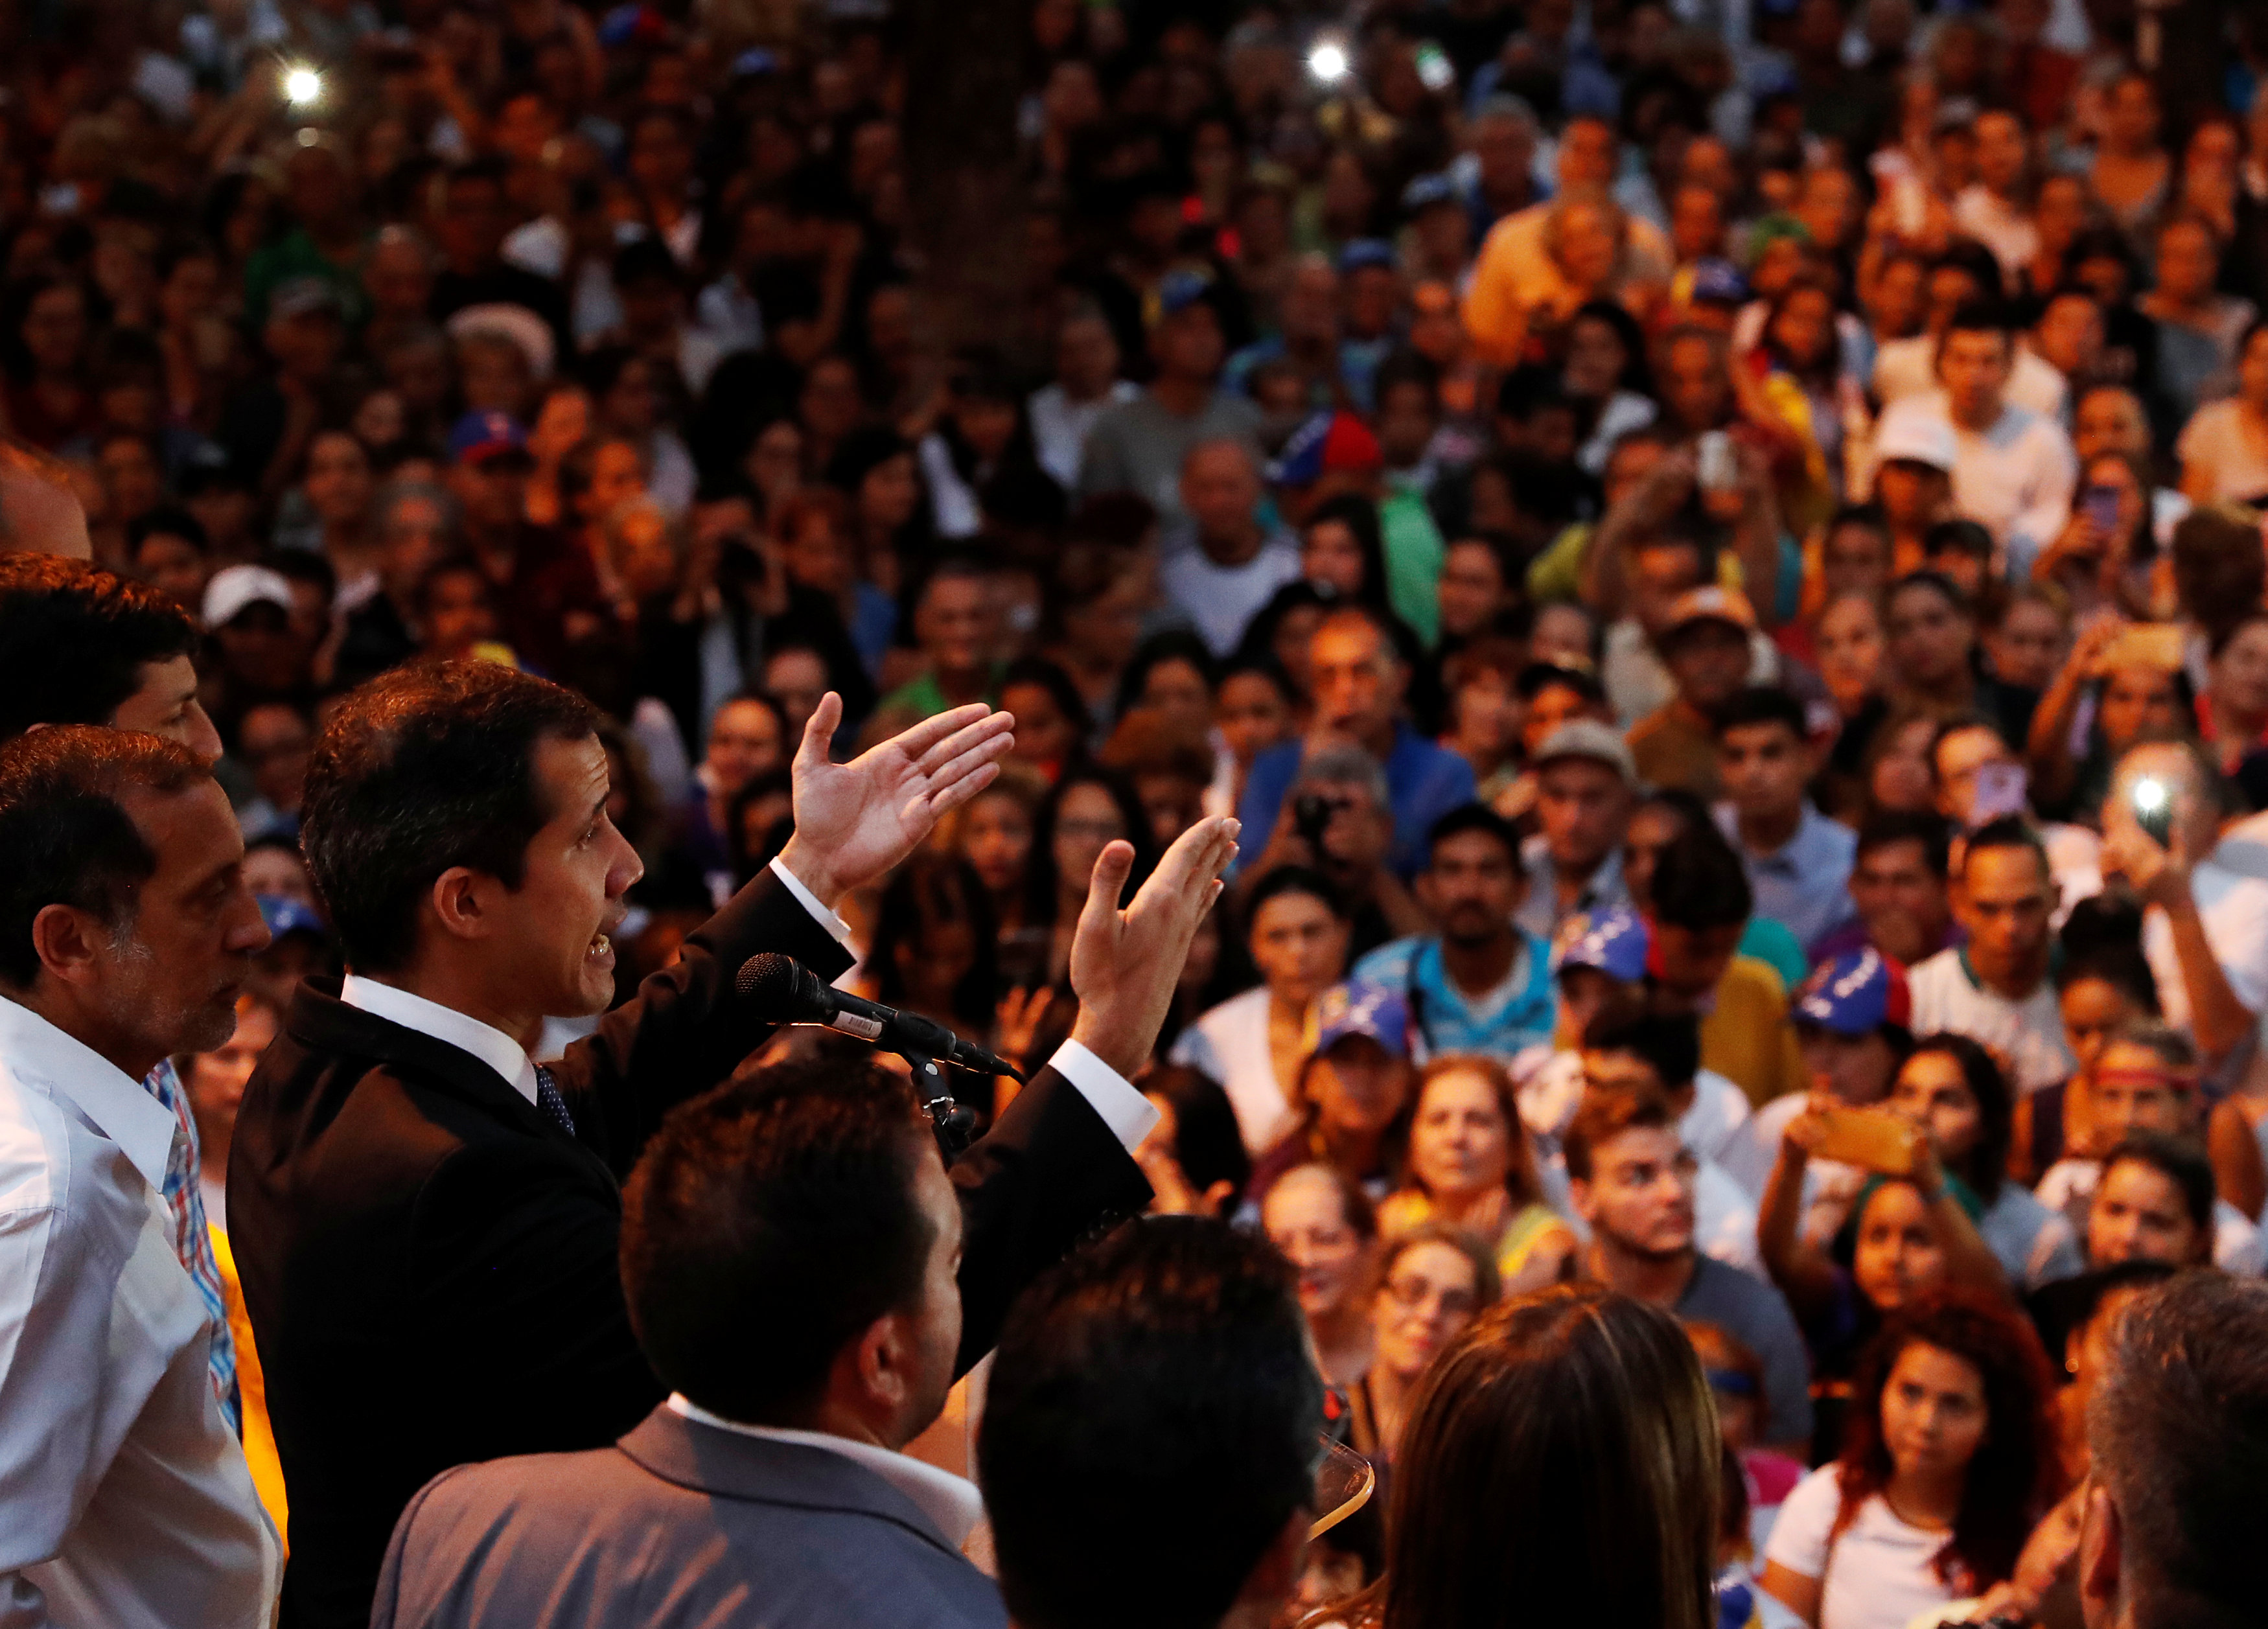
[2100, 741, 2266, 1076]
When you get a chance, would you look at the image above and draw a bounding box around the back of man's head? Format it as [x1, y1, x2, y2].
[0, 554, 198, 741]
[620, 1057, 934, 1426]
[2089, 1272, 2268, 1629]
[980, 1216, 1325, 1629]
[1710, 684, 1807, 744]
[1582, 995, 1700, 1091]
[1857, 809, 1952, 877]
[299, 661, 597, 971]
[1648, 822, 1752, 932]
[0, 725, 207, 990]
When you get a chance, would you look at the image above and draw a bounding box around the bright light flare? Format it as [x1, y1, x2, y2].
[1307, 38, 1350, 84]
[284, 67, 324, 107]
[2133, 777, 2168, 816]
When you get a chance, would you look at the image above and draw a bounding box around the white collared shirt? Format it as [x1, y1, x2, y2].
[0, 995, 279, 1628]
[665, 1394, 987, 1547]
[340, 859, 1161, 1150]
[343, 974, 544, 1105]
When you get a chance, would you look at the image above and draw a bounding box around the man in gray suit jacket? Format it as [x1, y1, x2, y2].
[371, 814, 1239, 1629]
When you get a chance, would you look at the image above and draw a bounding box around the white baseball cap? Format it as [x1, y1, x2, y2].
[202, 563, 295, 629]
[1873, 401, 1958, 474]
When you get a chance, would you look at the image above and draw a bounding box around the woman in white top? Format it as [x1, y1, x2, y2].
[1170, 866, 1350, 1152]
[1884, 1035, 2082, 1292]
[1761, 1293, 2060, 1629]
[2177, 319, 2268, 505]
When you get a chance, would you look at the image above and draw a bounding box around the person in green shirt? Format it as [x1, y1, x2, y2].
[1269, 409, 1444, 646]
[242, 138, 371, 330]
[874, 555, 1004, 727]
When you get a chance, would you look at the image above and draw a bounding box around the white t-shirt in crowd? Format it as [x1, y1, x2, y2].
[1155, 532, 1304, 660]
[2175, 398, 2268, 505]
[1952, 186, 2042, 286]
[2144, 813, 2268, 1039]
[1683, 1068, 1753, 1169]
[1764, 1465, 1966, 1629]
[1936, 400, 2079, 579]
[1169, 986, 1295, 1153]
[1029, 379, 1141, 490]
[1906, 950, 2076, 1095]
[1870, 340, 2066, 421]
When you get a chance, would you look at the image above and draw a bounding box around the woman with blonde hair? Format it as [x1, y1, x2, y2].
[1378, 1056, 1577, 1295]
[1318, 1284, 1722, 1629]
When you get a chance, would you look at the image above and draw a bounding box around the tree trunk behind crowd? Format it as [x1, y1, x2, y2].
[903, 0, 1035, 381]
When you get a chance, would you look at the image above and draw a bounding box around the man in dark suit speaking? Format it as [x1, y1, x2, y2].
[230, 661, 1218, 1628]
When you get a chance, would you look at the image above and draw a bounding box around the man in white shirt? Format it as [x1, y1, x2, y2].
[1918, 301, 2078, 579]
[0, 727, 281, 1627]
[1952, 110, 2041, 287]
[1869, 247, 2067, 421]
[1909, 817, 2076, 1094]
[367, 788, 1238, 1629]
[1156, 438, 1302, 658]
[1028, 305, 1139, 490]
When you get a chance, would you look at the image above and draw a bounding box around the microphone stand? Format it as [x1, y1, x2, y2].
[894, 1044, 980, 1159]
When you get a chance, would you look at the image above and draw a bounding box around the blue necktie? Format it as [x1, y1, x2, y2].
[535, 1065, 577, 1137]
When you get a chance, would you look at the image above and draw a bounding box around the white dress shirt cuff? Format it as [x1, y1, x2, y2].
[1045, 1039, 1160, 1153]
[768, 856, 856, 950]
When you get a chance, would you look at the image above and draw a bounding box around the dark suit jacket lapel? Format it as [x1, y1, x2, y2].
[288, 980, 603, 1167]
[614, 1405, 965, 1559]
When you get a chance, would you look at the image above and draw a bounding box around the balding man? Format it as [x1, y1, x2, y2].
[1157, 439, 1300, 657]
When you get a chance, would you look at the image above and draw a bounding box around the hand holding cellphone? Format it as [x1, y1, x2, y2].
[1811, 1103, 1917, 1176]
[1696, 430, 1738, 492]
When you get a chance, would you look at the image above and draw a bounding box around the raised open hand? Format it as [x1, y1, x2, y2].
[774, 694, 1013, 906]
[1068, 816, 1240, 1078]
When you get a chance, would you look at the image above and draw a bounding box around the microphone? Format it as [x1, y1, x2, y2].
[734, 953, 1026, 1081]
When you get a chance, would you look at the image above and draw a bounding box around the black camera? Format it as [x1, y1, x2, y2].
[1292, 792, 1334, 848]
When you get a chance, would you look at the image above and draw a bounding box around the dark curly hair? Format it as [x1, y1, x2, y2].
[1834, 1290, 2061, 1592]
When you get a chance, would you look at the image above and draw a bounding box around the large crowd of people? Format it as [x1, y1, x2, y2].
[4, 0, 2268, 1626]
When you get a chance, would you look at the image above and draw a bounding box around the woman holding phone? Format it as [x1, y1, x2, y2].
[1758, 1082, 2009, 1385]
[2032, 450, 2171, 624]
[2024, 613, 2192, 817]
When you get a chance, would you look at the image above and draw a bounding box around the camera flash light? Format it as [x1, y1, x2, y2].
[1307, 38, 1350, 84]
[2132, 778, 2168, 816]
[284, 67, 324, 107]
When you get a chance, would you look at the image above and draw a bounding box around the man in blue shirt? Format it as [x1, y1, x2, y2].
[1237, 605, 1475, 879]
[1354, 805, 1558, 1062]
[1712, 686, 1857, 953]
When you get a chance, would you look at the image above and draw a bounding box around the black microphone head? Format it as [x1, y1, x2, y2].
[734, 952, 806, 1011]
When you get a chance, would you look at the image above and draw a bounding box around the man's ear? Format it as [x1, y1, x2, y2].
[428, 866, 500, 943]
[2077, 1482, 2123, 1626]
[27, 902, 106, 987]
[1413, 869, 1441, 917]
[1569, 1175, 1597, 1225]
[1224, 1508, 1312, 1629]
[851, 1309, 916, 1416]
